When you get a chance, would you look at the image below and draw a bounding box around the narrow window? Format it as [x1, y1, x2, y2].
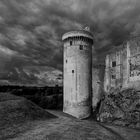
[70, 41, 72, 46]
[72, 70, 74, 73]
[112, 61, 116, 67]
[79, 45, 83, 50]
[111, 75, 116, 79]
[66, 60, 67, 63]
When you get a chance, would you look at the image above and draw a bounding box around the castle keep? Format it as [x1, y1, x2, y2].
[62, 30, 93, 119]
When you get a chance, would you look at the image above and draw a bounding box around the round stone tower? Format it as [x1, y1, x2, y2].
[62, 29, 93, 119]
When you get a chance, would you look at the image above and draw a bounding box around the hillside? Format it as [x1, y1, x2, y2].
[0, 92, 56, 139]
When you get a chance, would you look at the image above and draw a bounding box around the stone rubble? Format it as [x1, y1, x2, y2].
[98, 88, 140, 128]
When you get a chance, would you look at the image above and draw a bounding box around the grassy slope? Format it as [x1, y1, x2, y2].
[0, 92, 56, 139]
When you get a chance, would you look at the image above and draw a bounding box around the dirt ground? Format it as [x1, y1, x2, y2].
[5, 110, 140, 140]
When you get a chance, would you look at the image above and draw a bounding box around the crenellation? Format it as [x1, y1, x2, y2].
[63, 36, 92, 47]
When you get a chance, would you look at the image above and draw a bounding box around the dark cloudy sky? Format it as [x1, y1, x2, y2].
[0, 0, 140, 85]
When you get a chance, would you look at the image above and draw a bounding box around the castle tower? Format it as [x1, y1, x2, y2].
[62, 29, 93, 119]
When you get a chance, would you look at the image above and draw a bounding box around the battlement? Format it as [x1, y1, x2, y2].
[62, 30, 93, 44]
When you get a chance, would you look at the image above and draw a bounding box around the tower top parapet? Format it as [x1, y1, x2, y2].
[62, 29, 93, 41]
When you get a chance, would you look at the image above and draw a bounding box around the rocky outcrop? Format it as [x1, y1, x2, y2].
[98, 88, 140, 128]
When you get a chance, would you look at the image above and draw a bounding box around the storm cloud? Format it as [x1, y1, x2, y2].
[0, 0, 140, 85]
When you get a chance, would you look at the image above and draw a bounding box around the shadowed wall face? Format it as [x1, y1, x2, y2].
[62, 30, 93, 119]
[92, 66, 105, 110]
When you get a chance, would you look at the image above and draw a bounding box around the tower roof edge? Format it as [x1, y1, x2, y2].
[62, 30, 93, 41]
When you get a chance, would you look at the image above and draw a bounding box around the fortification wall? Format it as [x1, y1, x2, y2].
[104, 37, 140, 92]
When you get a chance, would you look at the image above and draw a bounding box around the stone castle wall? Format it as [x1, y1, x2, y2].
[104, 37, 140, 92]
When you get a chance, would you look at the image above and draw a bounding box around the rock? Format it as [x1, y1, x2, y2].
[98, 88, 140, 128]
